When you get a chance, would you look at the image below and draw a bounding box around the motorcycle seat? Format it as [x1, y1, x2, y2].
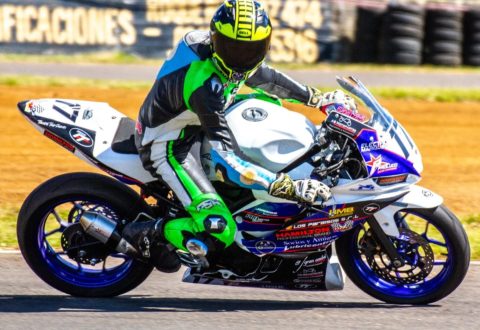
[111, 117, 139, 155]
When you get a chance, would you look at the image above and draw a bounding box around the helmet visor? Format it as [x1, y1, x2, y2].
[212, 32, 271, 73]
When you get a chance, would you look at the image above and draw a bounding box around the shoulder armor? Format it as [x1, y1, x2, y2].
[184, 31, 212, 59]
[184, 30, 210, 46]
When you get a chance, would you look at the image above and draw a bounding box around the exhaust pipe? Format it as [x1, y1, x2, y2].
[80, 212, 137, 255]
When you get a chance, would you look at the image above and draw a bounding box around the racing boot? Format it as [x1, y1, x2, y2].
[122, 219, 181, 273]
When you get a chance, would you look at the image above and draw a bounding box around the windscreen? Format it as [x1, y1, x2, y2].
[336, 76, 423, 174]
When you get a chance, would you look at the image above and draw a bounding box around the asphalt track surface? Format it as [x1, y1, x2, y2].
[0, 253, 478, 330]
[2, 62, 480, 88]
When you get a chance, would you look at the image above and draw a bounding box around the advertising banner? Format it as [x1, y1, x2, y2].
[0, 0, 338, 63]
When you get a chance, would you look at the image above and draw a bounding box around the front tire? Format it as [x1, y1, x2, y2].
[17, 172, 154, 297]
[336, 205, 470, 304]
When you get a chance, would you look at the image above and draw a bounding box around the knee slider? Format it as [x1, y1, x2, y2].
[204, 215, 227, 234]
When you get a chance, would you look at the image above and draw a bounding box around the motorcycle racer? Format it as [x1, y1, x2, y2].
[124, 0, 356, 271]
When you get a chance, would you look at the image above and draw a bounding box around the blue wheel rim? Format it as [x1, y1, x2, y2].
[350, 211, 454, 299]
[37, 199, 134, 288]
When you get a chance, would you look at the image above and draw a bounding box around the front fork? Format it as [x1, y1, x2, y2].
[366, 185, 444, 267]
[366, 216, 405, 267]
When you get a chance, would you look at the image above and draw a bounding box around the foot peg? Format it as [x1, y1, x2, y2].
[186, 239, 208, 256]
[185, 239, 209, 269]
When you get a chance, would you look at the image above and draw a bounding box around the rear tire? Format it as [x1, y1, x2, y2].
[336, 205, 470, 304]
[17, 172, 154, 297]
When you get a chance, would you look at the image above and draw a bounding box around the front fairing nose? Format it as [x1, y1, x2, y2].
[17, 100, 29, 112]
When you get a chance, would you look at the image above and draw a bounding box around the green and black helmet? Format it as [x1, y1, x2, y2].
[210, 0, 272, 80]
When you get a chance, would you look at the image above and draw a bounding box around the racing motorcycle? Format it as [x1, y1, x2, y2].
[16, 76, 470, 304]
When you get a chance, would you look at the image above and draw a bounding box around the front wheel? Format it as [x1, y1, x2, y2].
[336, 205, 470, 304]
[17, 172, 154, 297]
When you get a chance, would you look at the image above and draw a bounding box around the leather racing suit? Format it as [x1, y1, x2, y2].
[135, 31, 315, 254]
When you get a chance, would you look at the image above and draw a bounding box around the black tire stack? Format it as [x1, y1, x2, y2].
[463, 9, 480, 66]
[352, 6, 384, 63]
[424, 9, 463, 66]
[379, 4, 425, 65]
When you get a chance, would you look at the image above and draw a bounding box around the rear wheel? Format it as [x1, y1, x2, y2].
[17, 172, 154, 297]
[336, 205, 470, 304]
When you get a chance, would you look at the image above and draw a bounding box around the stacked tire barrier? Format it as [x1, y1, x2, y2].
[463, 9, 480, 66]
[354, 4, 480, 66]
[424, 9, 463, 66]
[352, 7, 383, 63]
[380, 4, 425, 65]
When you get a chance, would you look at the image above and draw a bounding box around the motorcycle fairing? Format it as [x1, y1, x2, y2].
[325, 111, 420, 178]
[182, 250, 344, 291]
[235, 196, 404, 256]
[18, 99, 156, 184]
[337, 76, 423, 175]
[234, 202, 303, 232]
[373, 185, 443, 236]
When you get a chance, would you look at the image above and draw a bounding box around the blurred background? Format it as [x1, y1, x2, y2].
[0, 0, 479, 259]
[1, 0, 480, 65]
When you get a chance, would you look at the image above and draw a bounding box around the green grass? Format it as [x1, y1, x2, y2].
[1, 204, 479, 259]
[0, 206, 18, 249]
[370, 87, 480, 103]
[0, 75, 151, 89]
[1, 75, 479, 103]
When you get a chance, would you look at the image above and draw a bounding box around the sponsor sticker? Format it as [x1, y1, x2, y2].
[294, 254, 327, 270]
[363, 203, 381, 214]
[331, 220, 354, 233]
[365, 155, 398, 175]
[338, 115, 352, 126]
[44, 131, 75, 153]
[28, 102, 45, 115]
[37, 119, 67, 130]
[376, 174, 408, 186]
[196, 199, 221, 211]
[242, 108, 268, 122]
[361, 141, 385, 152]
[69, 128, 94, 148]
[350, 184, 375, 191]
[276, 227, 330, 240]
[244, 213, 270, 223]
[255, 240, 276, 254]
[335, 106, 367, 122]
[328, 113, 358, 136]
[329, 206, 354, 218]
[422, 189, 434, 198]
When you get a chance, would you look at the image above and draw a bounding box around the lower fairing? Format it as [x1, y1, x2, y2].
[182, 251, 345, 291]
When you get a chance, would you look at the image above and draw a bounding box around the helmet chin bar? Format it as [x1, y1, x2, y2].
[211, 52, 262, 82]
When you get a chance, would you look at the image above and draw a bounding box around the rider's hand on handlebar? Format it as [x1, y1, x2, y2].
[269, 173, 332, 204]
[307, 87, 357, 114]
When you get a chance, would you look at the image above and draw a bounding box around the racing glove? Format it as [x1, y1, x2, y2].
[269, 173, 331, 204]
[307, 87, 357, 114]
